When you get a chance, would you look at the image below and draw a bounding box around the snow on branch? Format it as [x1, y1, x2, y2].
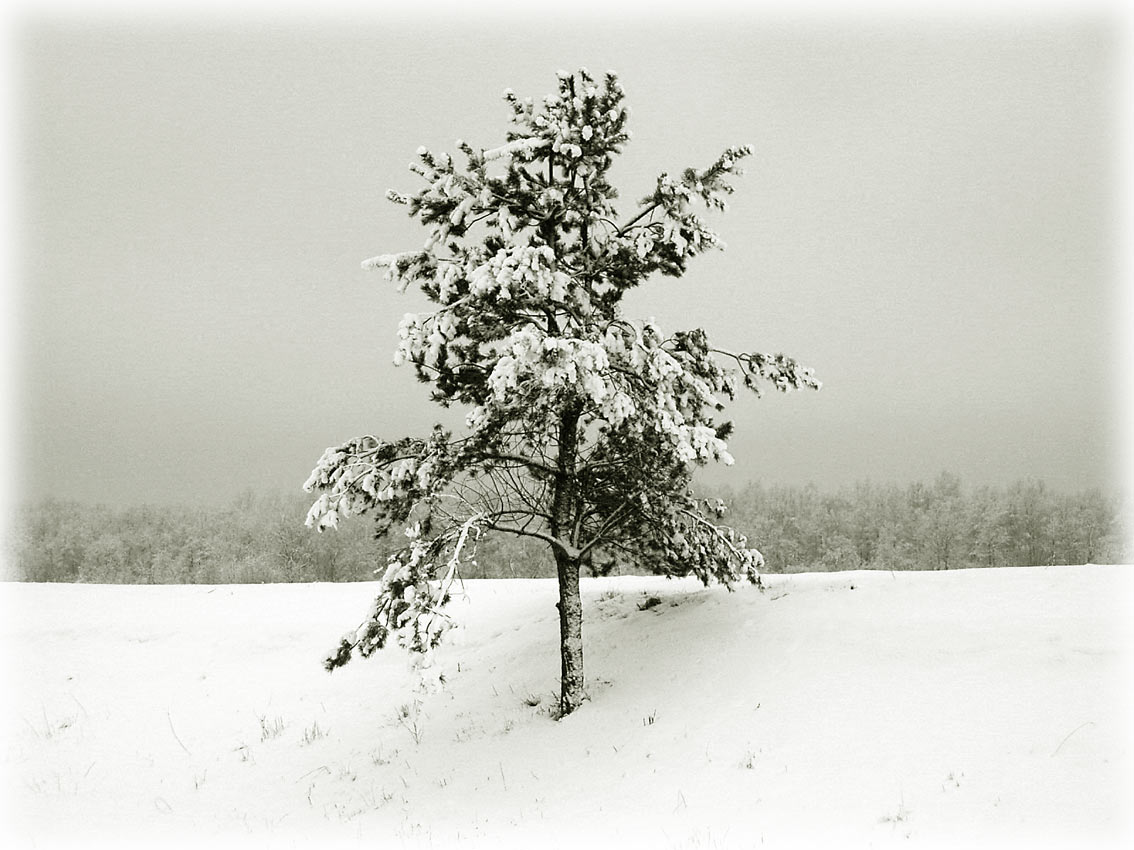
[735, 352, 822, 395]
[303, 430, 453, 533]
[361, 250, 437, 293]
[324, 512, 483, 672]
[482, 136, 549, 162]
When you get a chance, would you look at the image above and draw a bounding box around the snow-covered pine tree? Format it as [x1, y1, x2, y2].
[305, 69, 819, 717]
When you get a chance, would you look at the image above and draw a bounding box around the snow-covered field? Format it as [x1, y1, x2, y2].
[2, 566, 1132, 849]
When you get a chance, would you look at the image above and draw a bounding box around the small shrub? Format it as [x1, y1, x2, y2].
[396, 701, 424, 744]
[301, 721, 326, 746]
[370, 746, 397, 766]
[258, 714, 285, 741]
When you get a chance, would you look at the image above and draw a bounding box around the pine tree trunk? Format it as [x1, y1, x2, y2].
[554, 548, 585, 716]
[551, 405, 585, 717]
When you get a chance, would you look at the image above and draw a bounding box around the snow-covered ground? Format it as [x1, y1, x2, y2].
[2, 566, 1132, 849]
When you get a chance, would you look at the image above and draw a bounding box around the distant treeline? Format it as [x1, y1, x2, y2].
[723, 474, 1129, 573]
[7, 491, 384, 585]
[4, 475, 1129, 583]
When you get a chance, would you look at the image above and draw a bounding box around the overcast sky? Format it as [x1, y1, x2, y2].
[6, 6, 1131, 507]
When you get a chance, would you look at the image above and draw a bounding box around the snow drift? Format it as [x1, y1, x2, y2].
[2, 565, 1132, 849]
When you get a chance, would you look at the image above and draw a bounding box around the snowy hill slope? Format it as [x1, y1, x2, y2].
[2, 566, 1132, 849]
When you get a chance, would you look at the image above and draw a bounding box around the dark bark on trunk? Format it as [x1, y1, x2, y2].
[551, 405, 585, 716]
[554, 548, 585, 716]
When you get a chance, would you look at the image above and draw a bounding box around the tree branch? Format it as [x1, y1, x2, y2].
[478, 452, 557, 476]
[485, 521, 580, 559]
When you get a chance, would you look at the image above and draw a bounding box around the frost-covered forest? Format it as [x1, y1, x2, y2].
[725, 474, 1129, 573]
[7, 474, 1128, 583]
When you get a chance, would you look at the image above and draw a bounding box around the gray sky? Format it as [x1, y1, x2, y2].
[7, 8, 1130, 506]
